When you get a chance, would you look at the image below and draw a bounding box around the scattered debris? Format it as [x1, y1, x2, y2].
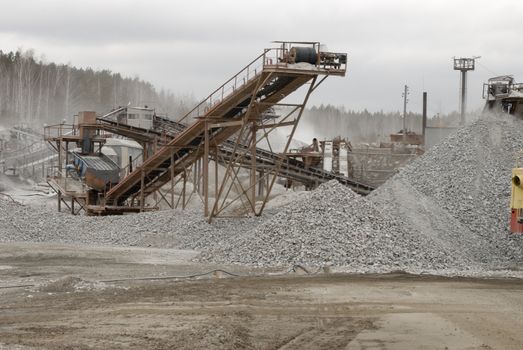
[35, 276, 109, 293]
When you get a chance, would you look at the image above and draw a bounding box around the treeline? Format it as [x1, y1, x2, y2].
[0, 49, 193, 127]
[300, 104, 480, 143]
[0, 49, 482, 143]
[300, 105, 422, 143]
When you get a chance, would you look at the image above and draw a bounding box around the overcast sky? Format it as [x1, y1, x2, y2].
[0, 0, 521, 116]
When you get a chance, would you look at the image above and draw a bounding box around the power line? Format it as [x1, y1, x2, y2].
[476, 60, 498, 77]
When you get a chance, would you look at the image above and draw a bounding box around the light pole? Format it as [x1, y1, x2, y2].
[453, 56, 480, 125]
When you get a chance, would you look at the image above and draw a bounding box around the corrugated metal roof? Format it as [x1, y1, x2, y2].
[73, 153, 119, 171]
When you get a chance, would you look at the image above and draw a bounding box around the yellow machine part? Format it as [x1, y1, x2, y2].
[511, 168, 523, 209]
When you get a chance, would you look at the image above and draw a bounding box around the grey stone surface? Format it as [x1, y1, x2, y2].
[0, 114, 522, 275]
[197, 181, 472, 273]
[370, 115, 523, 269]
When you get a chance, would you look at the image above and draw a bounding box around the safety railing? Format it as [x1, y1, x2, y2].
[43, 123, 78, 140]
[483, 81, 523, 99]
[175, 42, 347, 125]
[176, 49, 272, 125]
[11, 147, 56, 168]
[48, 168, 88, 193]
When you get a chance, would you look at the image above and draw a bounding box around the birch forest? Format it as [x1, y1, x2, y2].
[0, 49, 192, 127]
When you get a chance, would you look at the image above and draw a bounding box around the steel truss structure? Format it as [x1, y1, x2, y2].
[44, 42, 372, 218]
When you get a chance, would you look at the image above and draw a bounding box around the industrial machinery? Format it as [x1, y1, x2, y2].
[286, 137, 352, 173]
[44, 111, 123, 213]
[483, 75, 523, 117]
[115, 106, 154, 130]
[483, 76, 523, 234]
[289, 135, 423, 188]
[71, 112, 120, 191]
[284, 137, 352, 189]
[45, 109, 373, 215]
[389, 130, 424, 145]
[510, 167, 523, 233]
[44, 42, 373, 217]
[70, 152, 120, 191]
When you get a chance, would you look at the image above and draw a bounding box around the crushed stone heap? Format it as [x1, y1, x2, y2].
[198, 114, 523, 272]
[1, 114, 522, 274]
[370, 115, 523, 268]
[198, 180, 471, 272]
[0, 197, 217, 248]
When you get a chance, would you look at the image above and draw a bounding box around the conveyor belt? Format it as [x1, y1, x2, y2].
[96, 114, 374, 195]
[104, 73, 309, 204]
[98, 48, 371, 206]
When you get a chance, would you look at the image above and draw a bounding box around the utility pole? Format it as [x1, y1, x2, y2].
[402, 85, 409, 142]
[422, 92, 427, 145]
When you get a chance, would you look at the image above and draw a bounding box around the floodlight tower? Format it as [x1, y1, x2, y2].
[453, 56, 480, 125]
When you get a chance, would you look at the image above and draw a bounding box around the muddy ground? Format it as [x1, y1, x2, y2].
[0, 243, 522, 349]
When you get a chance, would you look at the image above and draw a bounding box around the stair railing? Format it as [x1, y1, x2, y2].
[176, 48, 283, 125]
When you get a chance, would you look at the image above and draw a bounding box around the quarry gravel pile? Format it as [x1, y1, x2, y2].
[0, 197, 222, 248]
[197, 114, 523, 272]
[197, 181, 472, 272]
[370, 114, 523, 268]
[0, 114, 522, 274]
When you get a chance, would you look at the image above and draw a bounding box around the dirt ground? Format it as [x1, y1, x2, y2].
[0, 243, 522, 349]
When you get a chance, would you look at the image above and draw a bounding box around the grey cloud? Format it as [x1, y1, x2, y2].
[0, 0, 522, 113]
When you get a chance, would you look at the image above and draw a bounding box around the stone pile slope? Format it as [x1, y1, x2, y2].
[198, 181, 471, 272]
[0, 197, 217, 248]
[1, 114, 522, 274]
[198, 114, 523, 271]
[370, 115, 523, 267]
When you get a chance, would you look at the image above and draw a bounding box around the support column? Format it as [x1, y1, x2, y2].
[460, 70, 467, 126]
[258, 170, 264, 197]
[142, 142, 147, 162]
[199, 159, 202, 195]
[250, 123, 257, 212]
[140, 169, 145, 212]
[64, 141, 69, 191]
[203, 123, 209, 217]
[214, 146, 218, 206]
[402, 85, 408, 143]
[57, 141, 62, 177]
[422, 92, 427, 145]
[65, 142, 69, 167]
[182, 170, 187, 209]
[193, 162, 198, 193]
[170, 153, 175, 209]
